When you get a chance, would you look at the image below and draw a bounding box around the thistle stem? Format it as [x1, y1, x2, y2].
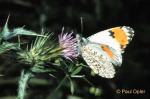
[17, 70, 32, 99]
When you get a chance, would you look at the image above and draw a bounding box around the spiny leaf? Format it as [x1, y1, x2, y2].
[12, 28, 45, 37]
[0, 42, 20, 54]
[4, 27, 44, 40]
[0, 16, 44, 40]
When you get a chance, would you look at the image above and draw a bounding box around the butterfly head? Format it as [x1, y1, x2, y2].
[76, 34, 90, 55]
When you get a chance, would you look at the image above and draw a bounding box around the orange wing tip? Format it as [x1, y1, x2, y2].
[110, 26, 134, 51]
[122, 26, 134, 40]
[111, 27, 129, 46]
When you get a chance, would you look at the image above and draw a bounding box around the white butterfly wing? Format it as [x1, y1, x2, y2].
[87, 26, 134, 53]
[107, 46, 122, 66]
[87, 29, 121, 53]
[79, 26, 134, 78]
[81, 43, 117, 78]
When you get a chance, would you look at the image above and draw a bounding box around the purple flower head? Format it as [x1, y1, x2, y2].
[58, 27, 78, 60]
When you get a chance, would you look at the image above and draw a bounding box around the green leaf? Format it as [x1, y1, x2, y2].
[76, 63, 88, 67]
[31, 65, 55, 73]
[69, 78, 75, 94]
[0, 42, 20, 54]
[71, 75, 85, 78]
[71, 66, 82, 75]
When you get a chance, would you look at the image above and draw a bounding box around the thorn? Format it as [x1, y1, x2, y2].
[6, 14, 10, 24]
[4, 14, 10, 28]
[1, 15, 11, 40]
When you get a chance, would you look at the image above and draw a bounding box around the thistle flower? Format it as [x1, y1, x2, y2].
[58, 28, 78, 60]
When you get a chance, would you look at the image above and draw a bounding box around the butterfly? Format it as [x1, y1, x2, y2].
[77, 26, 134, 78]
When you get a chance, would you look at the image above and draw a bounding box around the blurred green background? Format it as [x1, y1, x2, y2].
[0, 0, 149, 99]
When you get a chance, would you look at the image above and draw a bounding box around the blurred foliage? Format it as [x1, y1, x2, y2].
[0, 0, 150, 99]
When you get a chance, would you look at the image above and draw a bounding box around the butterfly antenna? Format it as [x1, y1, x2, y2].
[80, 17, 84, 36]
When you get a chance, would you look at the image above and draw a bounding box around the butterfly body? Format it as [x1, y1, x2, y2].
[79, 26, 134, 78]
